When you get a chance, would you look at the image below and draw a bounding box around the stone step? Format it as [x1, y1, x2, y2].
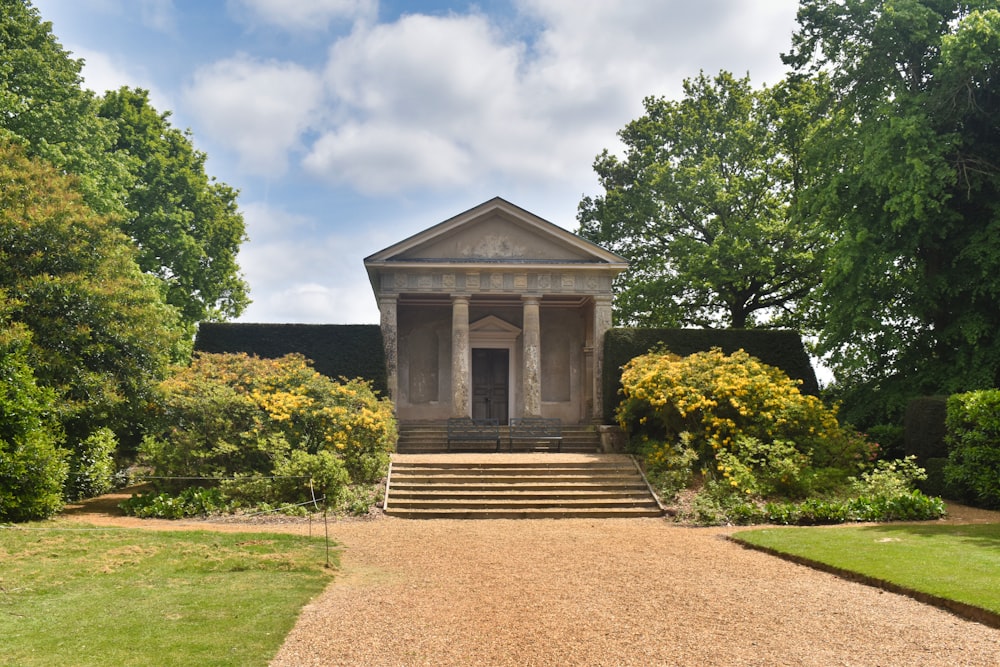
[396, 421, 603, 453]
[384, 508, 665, 520]
[385, 454, 663, 519]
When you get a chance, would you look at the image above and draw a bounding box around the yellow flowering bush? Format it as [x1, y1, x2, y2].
[141, 352, 397, 503]
[618, 348, 865, 500]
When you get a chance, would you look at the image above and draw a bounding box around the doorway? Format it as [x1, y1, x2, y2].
[472, 348, 509, 424]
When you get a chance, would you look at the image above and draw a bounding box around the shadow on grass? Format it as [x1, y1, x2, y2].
[856, 522, 1000, 549]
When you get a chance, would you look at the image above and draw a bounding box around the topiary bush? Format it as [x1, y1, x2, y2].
[945, 390, 1000, 508]
[903, 396, 949, 461]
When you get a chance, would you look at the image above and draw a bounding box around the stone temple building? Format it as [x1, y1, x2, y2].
[364, 197, 627, 427]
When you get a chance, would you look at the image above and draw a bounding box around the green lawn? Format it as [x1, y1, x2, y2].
[0, 523, 337, 667]
[733, 522, 1000, 619]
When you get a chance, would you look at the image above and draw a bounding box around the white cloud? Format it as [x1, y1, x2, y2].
[240, 201, 315, 242]
[71, 46, 174, 110]
[241, 281, 379, 324]
[182, 55, 324, 175]
[228, 0, 377, 31]
[138, 0, 177, 33]
[304, 123, 475, 194]
[301, 2, 798, 197]
[235, 201, 383, 323]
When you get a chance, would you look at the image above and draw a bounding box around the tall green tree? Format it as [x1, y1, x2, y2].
[0, 140, 186, 448]
[1, 2, 249, 327]
[578, 71, 829, 329]
[0, 0, 131, 216]
[785, 0, 1000, 423]
[98, 88, 250, 324]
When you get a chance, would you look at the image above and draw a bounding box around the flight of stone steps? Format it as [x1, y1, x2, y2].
[384, 454, 664, 519]
[396, 420, 603, 453]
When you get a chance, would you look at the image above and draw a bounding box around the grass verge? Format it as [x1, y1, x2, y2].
[732, 522, 1000, 627]
[0, 522, 337, 666]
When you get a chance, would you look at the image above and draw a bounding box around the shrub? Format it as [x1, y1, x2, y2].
[0, 323, 68, 522]
[632, 433, 698, 500]
[945, 390, 1000, 508]
[618, 347, 866, 497]
[65, 428, 118, 501]
[849, 455, 926, 498]
[120, 487, 226, 519]
[138, 352, 396, 512]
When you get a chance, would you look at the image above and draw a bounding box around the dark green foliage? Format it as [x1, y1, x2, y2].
[945, 390, 1000, 508]
[119, 487, 227, 519]
[786, 1, 1000, 424]
[578, 72, 828, 330]
[602, 327, 818, 422]
[0, 140, 186, 448]
[865, 424, 905, 460]
[919, 457, 950, 498]
[97, 88, 249, 325]
[195, 323, 388, 394]
[904, 396, 949, 461]
[0, 0, 131, 217]
[65, 427, 116, 501]
[0, 320, 68, 521]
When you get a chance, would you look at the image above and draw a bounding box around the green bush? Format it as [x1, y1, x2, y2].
[945, 390, 1000, 508]
[620, 347, 946, 526]
[618, 348, 867, 493]
[65, 427, 117, 501]
[0, 323, 68, 522]
[137, 352, 396, 513]
[635, 434, 698, 500]
[120, 487, 226, 519]
[603, 328, 819, 422]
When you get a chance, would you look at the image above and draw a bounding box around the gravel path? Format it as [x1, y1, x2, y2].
[270, 516, 1000, 666]
[62, 494, 1000, 666]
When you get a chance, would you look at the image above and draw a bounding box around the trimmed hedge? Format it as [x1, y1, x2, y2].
[602, 328, 819, 423]
[903, 396, 949, 462]
[194, 323, 387, 395]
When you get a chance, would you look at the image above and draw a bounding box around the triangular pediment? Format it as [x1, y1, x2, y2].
[469, 315, 521, 337]
[364, 197, 627, 266]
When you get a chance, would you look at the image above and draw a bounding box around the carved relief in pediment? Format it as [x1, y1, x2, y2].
[459, 234, 526, 259]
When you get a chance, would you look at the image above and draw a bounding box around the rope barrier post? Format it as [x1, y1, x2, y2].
[323, 504, 331, 569]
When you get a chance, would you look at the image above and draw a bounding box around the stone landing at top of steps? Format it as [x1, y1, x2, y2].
[385, 453, 664, 520]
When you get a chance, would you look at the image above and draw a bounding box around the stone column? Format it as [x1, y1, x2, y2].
[378, 294, 398, 405]
[522, 295, 542, 417]
[451, 294, 471, 417]
[592, 295, 613, 423]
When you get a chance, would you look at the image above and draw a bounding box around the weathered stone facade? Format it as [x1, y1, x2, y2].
[364, 198, 627, 424]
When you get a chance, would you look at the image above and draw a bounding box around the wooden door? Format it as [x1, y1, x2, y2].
[471, 348, 509, 424]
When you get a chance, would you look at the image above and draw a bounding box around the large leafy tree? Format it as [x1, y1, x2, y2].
[578, 71, 829, 329]
[0, 0, 130, 216]
[785, 0, 1000, 422]
[1, 1, 249, 327]
[0, 140, 186, 448]
[98, 88, 250, 324]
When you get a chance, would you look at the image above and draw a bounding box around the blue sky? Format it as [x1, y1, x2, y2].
[33, 0, 801, 325]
